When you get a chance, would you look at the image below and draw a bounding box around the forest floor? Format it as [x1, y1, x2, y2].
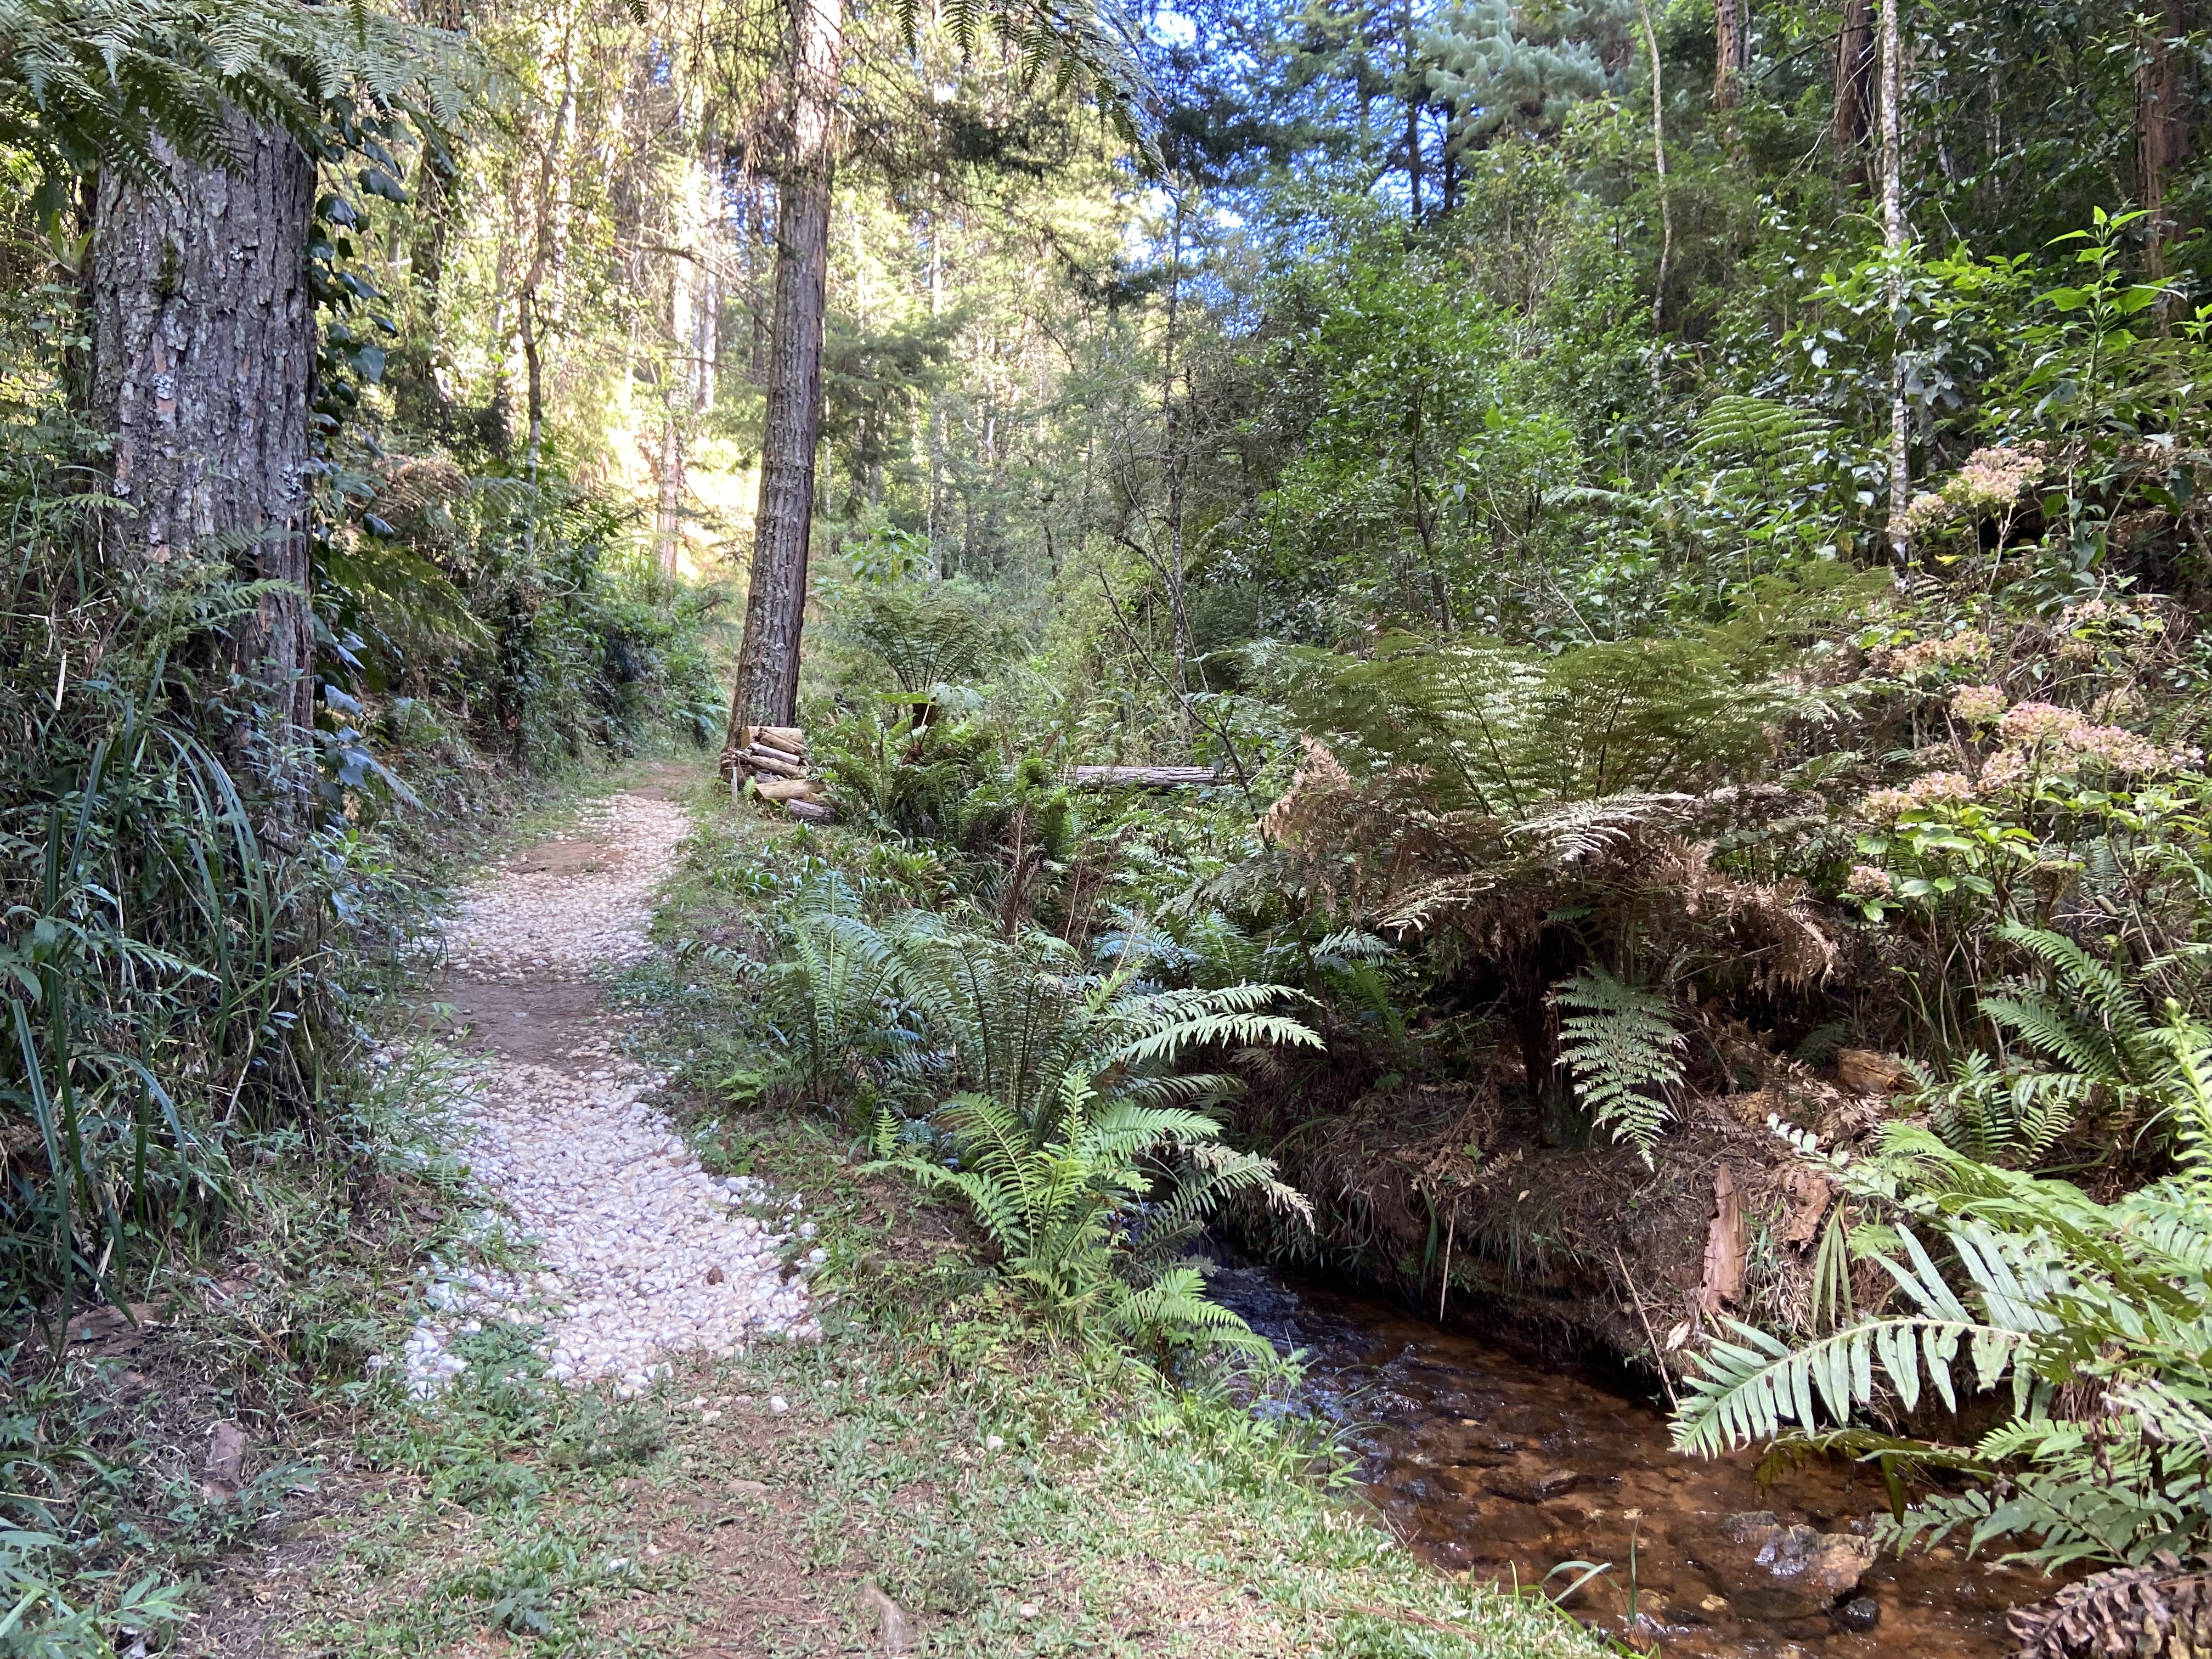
[171, 760, 1609, 1659]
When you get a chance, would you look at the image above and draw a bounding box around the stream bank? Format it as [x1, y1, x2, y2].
[1215, 1262, 2057, 1659]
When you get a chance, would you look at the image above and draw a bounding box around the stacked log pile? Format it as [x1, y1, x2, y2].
[721, 726, 832, 823]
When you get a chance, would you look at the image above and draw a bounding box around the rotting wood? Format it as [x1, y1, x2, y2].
[1836, 1047, 1912, 1096]
[751, 727, 806, 758]
[752, 777, 821, 804]
[1781, 1167, 1833, 1249]
[1699, 1164, 1746, 1314]
[1068, 765, 1221, 789]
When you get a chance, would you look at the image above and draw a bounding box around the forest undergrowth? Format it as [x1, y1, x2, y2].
[18, 0, 2212, 1650]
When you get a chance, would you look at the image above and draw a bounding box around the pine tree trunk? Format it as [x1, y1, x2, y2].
[1834, 0, 1875, 183]
[1880, 0, 1910, 566]
[91, 112, 318, 801]
[727, 0, 844, 731]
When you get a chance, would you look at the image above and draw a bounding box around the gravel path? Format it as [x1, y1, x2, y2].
[394, 788, 819, 1398]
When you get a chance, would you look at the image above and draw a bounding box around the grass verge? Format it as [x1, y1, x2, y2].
[26, 768, 1610, 1659]
[273, 1099, 1613, 1658]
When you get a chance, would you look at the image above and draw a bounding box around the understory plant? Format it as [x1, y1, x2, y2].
[769, 879, 1319, 1351]
[1673, 1021, 2212, 1570]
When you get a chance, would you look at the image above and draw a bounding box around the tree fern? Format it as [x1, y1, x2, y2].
[0, 0, 471, 225]
[1551, 967, 1682, 1164]
[1690, 394, 1833, 469]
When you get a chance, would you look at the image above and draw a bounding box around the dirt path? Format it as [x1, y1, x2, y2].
[410, 781, 818, 1397]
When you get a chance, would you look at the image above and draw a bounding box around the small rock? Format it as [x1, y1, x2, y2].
[706, 1265, 725, 1285]
[1018, 1602, 1039, 1619]
[857, 1581, 911, 1655]
[1481, 1464, 1582, 1504]
[1835, 1596, 1881, 1632]
[984, 1434, 1005, 1452]
[1706, 1513, 1874, 1620]
[202, 1420, 246, 1498]
[768, 1395, 789, 1414]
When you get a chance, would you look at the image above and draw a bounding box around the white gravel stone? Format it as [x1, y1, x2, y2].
[388, 788, 819, 1399]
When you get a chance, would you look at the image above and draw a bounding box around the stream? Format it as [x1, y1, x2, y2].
[1213, 1264, 2053, 1658]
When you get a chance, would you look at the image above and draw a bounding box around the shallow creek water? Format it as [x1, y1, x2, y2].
[1213, 1265, 2053, 1658]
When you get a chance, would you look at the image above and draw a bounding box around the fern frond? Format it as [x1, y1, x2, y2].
[1551, 967, 1681, 1164]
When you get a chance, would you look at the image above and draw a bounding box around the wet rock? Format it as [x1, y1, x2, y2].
[1468, 1499, 1562, 1549]
[1481, 1464, 1582, 1503]
[1835, 1596, 1881, 1632]
[1701, 1512, 1875, 1620]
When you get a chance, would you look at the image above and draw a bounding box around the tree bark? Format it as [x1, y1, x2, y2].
[726, 0, 844, 732]
[1834, 0, 1875, 184]
[1635, 0, 1672, 335]
[91, 112, 318, 794]
[2137, 0, 2191, 282]
[1880, 0, 1909, 567]
[1713, 0, 1747, 117]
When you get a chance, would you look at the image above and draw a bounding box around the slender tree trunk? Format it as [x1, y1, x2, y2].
[1880, 0, 1910, 567]
[2137, 0, 2191, 283]
[726, 0, 844, 731]
[1834, 0, 1875, 184]
[654, 406, 685, 578]
[1402, 0, 1423, 220]
[91, 112, 318, 806]
[1160, 187, 1192, 698]
[1635, 0, 1672, 335]
[407, 0, 464, 300]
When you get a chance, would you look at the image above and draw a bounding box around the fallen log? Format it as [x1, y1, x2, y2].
[750, 726, 807, 760]
[1068, 765, 1221, 789]
[752, 777, 821, 804]
[742, 748, 806, 780]
[786, 799, 833, 824]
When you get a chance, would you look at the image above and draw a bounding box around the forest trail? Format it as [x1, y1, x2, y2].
[417, 776, 820, 1397]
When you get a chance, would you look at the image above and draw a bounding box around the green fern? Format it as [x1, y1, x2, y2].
[1982, 923, 2166, 1109]
[783, 902, 1320, 1348]
[0, 0, 471, 225]
[1674, 1020, 2212, 1570]
[1910, 1050, 2083, 1167]
[1690, 394, 1833, 468]
[1551, 967, 1682, 1164]
[830, 582, 1015, 696]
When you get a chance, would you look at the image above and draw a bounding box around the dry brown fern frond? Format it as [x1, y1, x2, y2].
[370, 453, 469, 514]
[1649, 838, 1838, 991]
[2010, 1553, 2212, 1659]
